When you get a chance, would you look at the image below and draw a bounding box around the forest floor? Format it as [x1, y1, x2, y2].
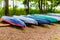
[0, 24, 60, 40]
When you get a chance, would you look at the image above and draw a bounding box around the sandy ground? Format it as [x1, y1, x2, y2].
[0, 24, 60, 40]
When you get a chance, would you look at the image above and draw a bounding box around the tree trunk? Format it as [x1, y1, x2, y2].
[38, 0, 41, 14]
[52, 0, 55, 12]
[44, 0, 46, 13]
[51, 0, 53, 13]
[40, 0, 43, 13]
[46, 0, 48, 12]
[26, 0, 29, 14]
[5, 0, 9, 16]
[13, 0, 15, 14]
[23, 0, 29, 15]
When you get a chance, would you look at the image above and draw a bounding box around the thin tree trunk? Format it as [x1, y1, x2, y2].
[13, 0, 14, 14]
[23, 0, 29, 15]
[46, 0, 48, 12]
[53, 0, 55, 12]
[38, 0, 41, 14]
[51, 0, 53, 13]
[44, 0, 46, 13]
[5, 0, 9, 16]
[26, 0, 29, 14]
[44, 0, 47, 13]
[40, 0, 43, 13]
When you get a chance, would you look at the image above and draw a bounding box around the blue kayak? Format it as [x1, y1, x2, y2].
[13, 15, 38, 25]
[2, 16, 26, 27]
[27, 15, 51, 24]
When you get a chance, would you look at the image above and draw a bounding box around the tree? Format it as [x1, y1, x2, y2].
[23, 0, 29, 14]
[38, 0, 41, 13]
[5, 0, 9, 16]
[13, 0, 15, 14]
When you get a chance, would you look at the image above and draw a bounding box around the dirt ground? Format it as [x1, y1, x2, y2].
[0, 24, 60, 40]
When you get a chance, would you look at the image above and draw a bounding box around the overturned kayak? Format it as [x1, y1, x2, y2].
[48, 13, 60, 17]
[44, 15, 60, 21]
[27, 15, 51, 24]
[30, 14, 58, 23]
[2, 16, 26, 27]
[13, 15, 38, 25]
[30, 14, 51, 23]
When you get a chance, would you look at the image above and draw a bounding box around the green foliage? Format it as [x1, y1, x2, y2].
[0, 8, 5, 17]
[53, 10, 60, 13]
[0, 8, 60, 17]
[29, 8, 40, 14]
[9, 8, 40, 16]
[30, 0, 38, 2]
[9, 8, 26, 16]
[0, 0, 60, 17]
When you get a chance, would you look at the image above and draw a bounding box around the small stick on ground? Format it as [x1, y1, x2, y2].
[0, 18, 10, 27]
[0, 24, 10, 27]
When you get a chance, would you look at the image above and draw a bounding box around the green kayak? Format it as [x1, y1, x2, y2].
[30, 14, 58, 23]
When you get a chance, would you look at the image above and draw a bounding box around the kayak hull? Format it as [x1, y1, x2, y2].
[2, 16, 26, 27]
[27, 15, 51, 24]
[13, 16, 38, 25]
[31, 14, 58, 23]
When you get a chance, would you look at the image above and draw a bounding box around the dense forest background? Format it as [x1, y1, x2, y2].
[0, 0, 60, 17]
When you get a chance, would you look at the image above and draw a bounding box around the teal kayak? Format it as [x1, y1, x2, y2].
[30, 14, 58, 23]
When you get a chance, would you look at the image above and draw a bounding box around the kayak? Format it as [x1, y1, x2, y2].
[13, 15, 38, 25]
[44, 15, 60, 21]
[30, 14, 58, 23]
[48, 13, 60, 17]
[27, 15, 51, 24]
[2, 16, 26, 27]
[30, 14, 51, 23]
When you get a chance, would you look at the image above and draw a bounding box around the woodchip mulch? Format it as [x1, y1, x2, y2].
[0, 24, 60, 40]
